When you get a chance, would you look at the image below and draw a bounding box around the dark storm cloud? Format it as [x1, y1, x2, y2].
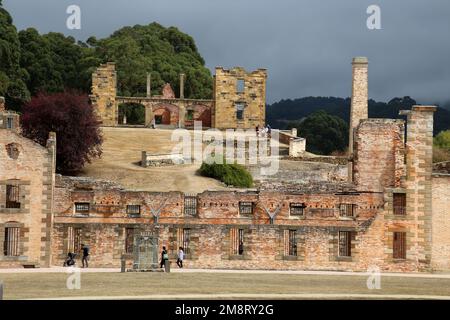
[3, 0, 450, 104]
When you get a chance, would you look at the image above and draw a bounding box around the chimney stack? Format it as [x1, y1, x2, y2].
[180, 73, 186, 99]
[348, 57, 369, 182]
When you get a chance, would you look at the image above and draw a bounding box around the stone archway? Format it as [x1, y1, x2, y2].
[152, 104, 180, 127]
[185, 104, 212, 128]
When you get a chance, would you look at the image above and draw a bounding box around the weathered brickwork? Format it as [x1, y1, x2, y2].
[90, 62, 118, 126]
[431, 175, 450, 271]
[213, 67, 267, 129]
[0, 125, 56, 267]
[353, 119, 405, 192]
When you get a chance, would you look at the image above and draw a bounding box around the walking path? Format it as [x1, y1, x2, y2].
[26, 293, 450, 300]
[1, 267, 450, 279]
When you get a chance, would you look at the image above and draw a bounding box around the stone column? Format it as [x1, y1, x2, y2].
[147, 73, 151, 98]
[349, 57, 369, 182]
[401, 106, 436, 266]
[180, 73, 186, 99]
[144, 103, 154, 128]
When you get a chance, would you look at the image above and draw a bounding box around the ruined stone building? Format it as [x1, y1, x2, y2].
[0, 57, 449, 272]
[90, 63, 266, 129]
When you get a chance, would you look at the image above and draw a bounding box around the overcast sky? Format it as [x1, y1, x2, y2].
[3, 0, 450, 104]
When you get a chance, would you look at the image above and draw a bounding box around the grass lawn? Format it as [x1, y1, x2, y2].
[2, 272, 450, 300]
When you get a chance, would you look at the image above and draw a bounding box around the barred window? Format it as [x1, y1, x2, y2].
[339, 204, 356, 218]
[184, 195, 197, 216]
[75, 202, 90, 215]
[231, 228, 244, 255]
[393, 232, 407, 259]
[6, 184, 21, 209]
[284, 230, 297, 256]
[338, 231, 353, 257]
[236, 79, 245, 93]
[289, 203, 305, 216]
[127, 205, 141, 216]
[177, 228, 191, 255]
[68, 227, 82, 253]
[4, 227, 20, 256]
[7, 117, 13, 129]
[239, 202, 254, 215]
[393, 193, 406, 216]
[125, 228, 135, 254]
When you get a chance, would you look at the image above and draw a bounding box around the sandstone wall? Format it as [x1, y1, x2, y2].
[0, 130, 55, 267]
[214, 67, 266, 129]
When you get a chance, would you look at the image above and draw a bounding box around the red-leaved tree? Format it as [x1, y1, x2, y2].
[21, 92, 103, 173]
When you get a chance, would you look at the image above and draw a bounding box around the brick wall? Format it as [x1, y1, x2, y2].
[431, 175, 450, 271]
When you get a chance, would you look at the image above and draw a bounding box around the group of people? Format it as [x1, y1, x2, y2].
[64, 244, 185, 270]
[63, 244, 90, 268]
[160, 246, 185, 269]
[256, 124, 272, 138]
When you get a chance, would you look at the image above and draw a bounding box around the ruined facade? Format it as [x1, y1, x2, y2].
[213, 67, 267, 129]
[1, 57, 450, 271]
[90, 63, 266, 129]
[0, 103, 56, 267]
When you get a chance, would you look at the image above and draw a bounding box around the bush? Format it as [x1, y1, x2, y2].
[20, 91, 103, 173]
[433, 146, 450, 163]
[199, 158, 253, 188]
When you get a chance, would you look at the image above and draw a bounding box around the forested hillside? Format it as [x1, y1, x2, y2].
[0, 1, 213, 111]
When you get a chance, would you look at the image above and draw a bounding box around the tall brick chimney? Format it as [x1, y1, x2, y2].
[349, 57, 369, 181]
[0, 96, 5, 112]
[400, 105, 436, 266]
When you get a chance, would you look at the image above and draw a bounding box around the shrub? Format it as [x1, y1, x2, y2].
[199, 158, 253, 188]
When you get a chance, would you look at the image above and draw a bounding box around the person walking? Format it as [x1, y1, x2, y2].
[81, 244, 90, 268]
[176, 247, 184, 268]
[160, 246, 169, 268]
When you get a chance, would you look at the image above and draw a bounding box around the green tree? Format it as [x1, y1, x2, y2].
[91, 23, 213, 98]
[0, 1, 30, 110]
[288, 110, 349, 155]
[434, 130, 450, 150]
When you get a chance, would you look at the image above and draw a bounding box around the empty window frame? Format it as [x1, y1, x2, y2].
[186, 110, 194, 121]
[239, 202, 254, 215]
[284, 230, 298, 256]
[393, 193, 406, 216]
[125, 228, 135, 254]
[74, 202, 90, 215]
[231, 228, 244, 255]
[338, 231, 353, 257]
[184, 195, 198, 216]
[236, 79, 245, 93]
[127, 205, 141, 216]
[6, 184, 20, 209]
[235, 103, 245, 120]
[339, 204, 356, 218]
[290, 203, 305, 216]
[3, 227, 20, 256]
[393, 232, 407, 259]
[6, 117, 13, 129]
